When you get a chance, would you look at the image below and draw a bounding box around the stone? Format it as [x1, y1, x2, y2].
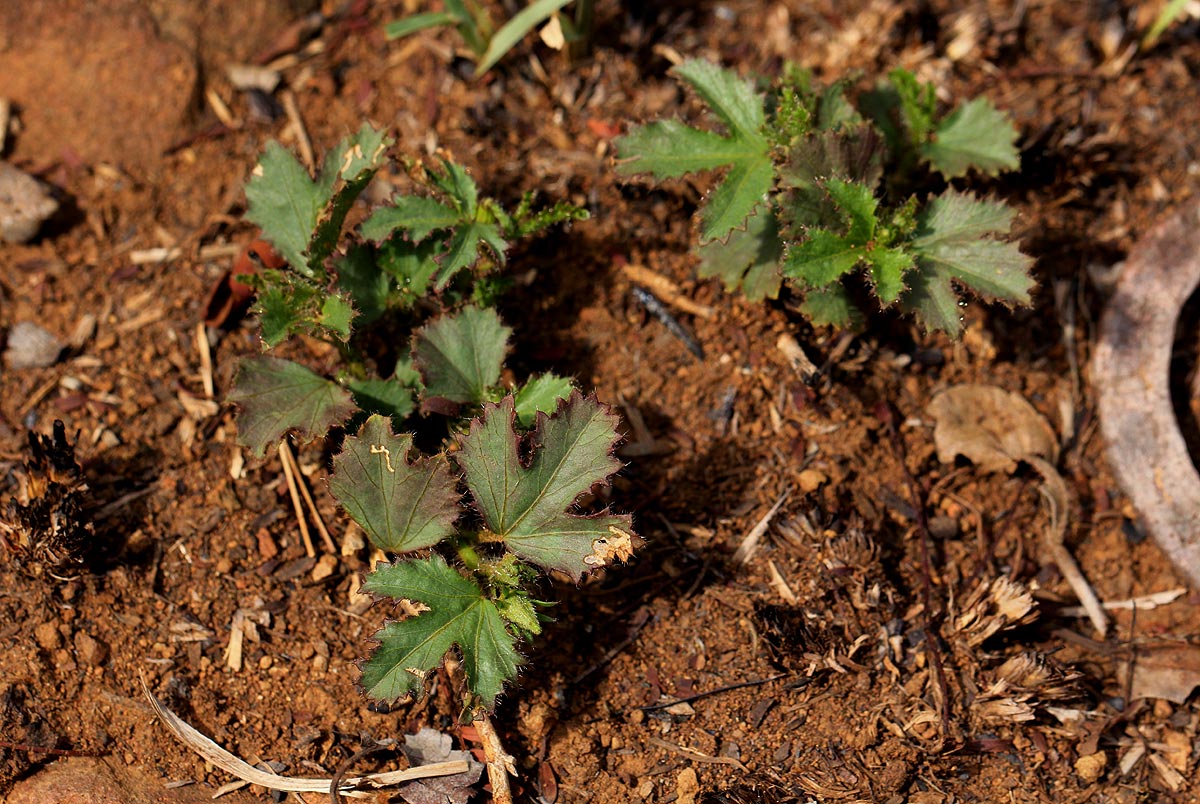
[4, 756, 260, 804]
[33, 622, 62, 651]
[4, 321, 63, 369]
[1074, 750, 1108, 783]
[0, 162, 58, 243]
[73, 631, 109, 667]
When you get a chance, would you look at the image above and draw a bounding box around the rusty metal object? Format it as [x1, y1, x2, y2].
[1093, 199, 1200, 588]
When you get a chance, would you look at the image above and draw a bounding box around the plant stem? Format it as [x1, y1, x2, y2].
[567, 0, 593, 63]
[474, 709, 515, 804]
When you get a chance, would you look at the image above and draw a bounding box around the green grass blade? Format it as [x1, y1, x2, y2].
[475, 0, 573, 75]
[385, 12, 462, 40]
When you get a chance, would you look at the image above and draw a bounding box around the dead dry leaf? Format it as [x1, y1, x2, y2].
[1123, 643, 1200, 704]
[928, 384, 1058, 473]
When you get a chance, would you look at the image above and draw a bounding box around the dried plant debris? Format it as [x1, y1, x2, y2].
[952, 576, 1038, 648]
[1, 420, 93, 578]
[755, 528, 894, 676]
[927, 383, 1057, 472]
[973, 652, 1083, 724]
[397, 727, 484, 804]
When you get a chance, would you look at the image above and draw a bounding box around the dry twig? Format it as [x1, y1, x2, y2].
[140, 678, 468, 796]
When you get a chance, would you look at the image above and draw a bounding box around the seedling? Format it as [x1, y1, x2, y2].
[230, 124, 634, 711]
[386, 0, 594, 76]
[616, 60, 1035, 335]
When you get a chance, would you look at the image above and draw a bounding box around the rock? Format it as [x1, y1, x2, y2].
[798, 468, 827, 493]
[0, 1, 198, 176]
[4, 756, 260, 804]
[73, 631, 109, 667]
[33, 621, 62, 651]
[310, 553, 338, 581]
[675, 768, 700, 804]
[4, 321, 63, 369]
[0, 162, 58, 243]
[1074, 750, 1108, 783]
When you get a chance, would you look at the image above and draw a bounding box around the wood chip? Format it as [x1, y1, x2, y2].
[620, 263, 714, 318]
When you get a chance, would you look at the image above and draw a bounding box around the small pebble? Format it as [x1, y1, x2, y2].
[0, 162, 58, 243]
[34, 621, 62, 651]
[4, 321, 62, 369]
[676, 768, 699, 804]
[1075, 750, 1107, 782]
[798, 468, 827, 493]
[311, 553, 338, 581]
[73, 631, 109, 667]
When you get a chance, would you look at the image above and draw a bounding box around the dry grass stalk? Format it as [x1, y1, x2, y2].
[281, 443, 336, 552]
[281, 89, 315, 173]
[194, 322, 215, 399]
[278, 441, 316, 557]
[733, 492, 789, 564]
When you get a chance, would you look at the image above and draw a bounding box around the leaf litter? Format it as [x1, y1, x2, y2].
[5, 2, 1200, 802]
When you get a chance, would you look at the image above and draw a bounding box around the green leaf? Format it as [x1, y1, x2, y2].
[430, 160, 479, 215]
[514, 374, 575, 427]
[824, 178, 877, 243]
[319, 294, 354, 341]
[816, 81, 862, 131]
[475, 0, 574, 75]
[913, 190, 1017, 244]
[438, 221, 508, 288]
[799, 284, 860, 327]
[783, 229, 863, 287]
[702, 157, 775, 243]
[696, 206, 782, 301]
[457, 394, 634, 580]
[494, 593, 541, 636]
[245, 124, 391, 278]
[864, 245, 914, 304]
[901, 263, 963, 334]
[361, 196, 461, 243]
[255, 278, 317, 348]
[924, 98, 1020, 178]
[888, 69, 937, 144]
[244, 142, 328, 277]
[335, 244, 389, 325]
[378, 236, 443, 302]
[330, 415, 459, 553]
[309, 124, 391, 272]
[445, 0, 487, 54]
[904, 191, 1034, 334]
[362, 555, 520, 708]
[673, 59, 764, 139]
[348, 375, 416, 423]
[385, 11, 462, 40]
[615, 60, 771, 243]
[778, 126, 884, 191]
[229, 356, 356, 457]
[507, 197, 589, 239]
[413, 307, 511, 404]
[1143, 0, 1190, 48]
